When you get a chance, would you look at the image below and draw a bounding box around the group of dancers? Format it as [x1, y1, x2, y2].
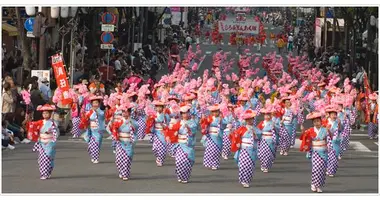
[24, 45, 378, 192]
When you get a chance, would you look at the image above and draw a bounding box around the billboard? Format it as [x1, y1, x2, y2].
[218, 20, 259, 34]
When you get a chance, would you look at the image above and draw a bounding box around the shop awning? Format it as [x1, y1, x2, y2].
[2, 23, 19, 36]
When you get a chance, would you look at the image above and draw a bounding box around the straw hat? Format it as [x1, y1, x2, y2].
[242, 109, 256, 119]
[306, 112, 322, 120]
[36, 104, 56, 111]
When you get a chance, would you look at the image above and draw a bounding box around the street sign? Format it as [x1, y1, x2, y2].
[101, 24, 115, 32]
[100, 32, 114, 44]
[24, 17, 35, 32]
[101, 44, 114, 49]
[101, 12, 116, 24]
[27, 31, 35, 37]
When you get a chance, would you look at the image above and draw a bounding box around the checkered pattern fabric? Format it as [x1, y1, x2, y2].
[340, 119, 352, 157]
[35, 143, 54, 178]
[238, 149, 255, 184]
[203, 136, 221, 168]
[115, 142, 133, 178]
[368, 122, 378, 138]
[71, 117, 81, 137]
[291, 125, 297, 146]
[311, 151, 327, 187]
[87, 137, 100, 161]
[137, 115, 146, 140]
[279, 126, 290, 152]
[175, 148, 194, 181]
[152, 135, 168, 164]
[327, 147, 339, 175]
[258, 139, 275, 170]
[168, 143, 178, 157]
[222, 131, 232, 158]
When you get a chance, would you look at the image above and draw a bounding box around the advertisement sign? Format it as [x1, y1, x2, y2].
[31, 70, 50, 87]
[218, 20, 259, 34]
[51, 53, 71, 106]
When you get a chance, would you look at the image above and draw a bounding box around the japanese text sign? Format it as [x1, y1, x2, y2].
[51, 53, 71, 105]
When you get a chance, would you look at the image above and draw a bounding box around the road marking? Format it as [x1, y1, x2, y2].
[350, 141, 372, 152]
[262, 44, 267, 47]
[350, 133, 369, 137]
[264, 27, 268, 30]
[198, 55, 207, 69]
[255, 53, 262, 56]
[228, 42, 231, 45]
[60, 139, 375, 153]
[205, 51, 212, 55]
[253, 44, 258, 46]
[375, 142, 378, 146]
[270, 27, 275, 30]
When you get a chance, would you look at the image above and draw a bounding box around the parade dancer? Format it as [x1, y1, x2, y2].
[111, 103, 139, 181]
[299, 112, 329, 193]
[279, 96, 295, 156]
[166, 95, 181, 157]
[257, 106, 276, 173]
[221, 104, 237, 160]
[339, 101, 355, 158]
[79, 95, 105, 164]
[324, 105, 342, 177]
[200, 104, 223, 170]
[367, 93, 378, 139]
[71, 85, 81, 138]
[146, 100, 170, 167]
[230, 110, 262, 188]
[165, 105, 199, 183]
[27, 104, 59, 180]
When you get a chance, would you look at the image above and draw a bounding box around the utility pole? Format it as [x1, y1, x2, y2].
[332, 7, 336, 49]
[323, 7, 328, 52]
[139, 7, 144, 44]
[38, 7, 49, 70]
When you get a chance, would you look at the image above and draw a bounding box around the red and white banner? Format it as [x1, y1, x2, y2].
[218, 20, 259, 34]
[51, 53, 71, 106]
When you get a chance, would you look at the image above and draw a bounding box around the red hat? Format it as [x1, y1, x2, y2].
[168, 95, 180, 101]
[153, 100, 165, 106]
[183, 93, 196, 101]
[242, 109, 257, 119]
[306, 112, 322, 120]
[208, 104, 220, 111]
[37, 104, 56, 111]
[89, 95, 103, 101]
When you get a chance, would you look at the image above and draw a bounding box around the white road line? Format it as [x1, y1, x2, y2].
[270, 27, 275, 30]
[61, 139, 375, 153]
[375, 142, 378, 146]
[205, 51, 212, 55]
[262, 44, 267, 47]
[255, 53, 262, 56]
[350, 141, 372, 152]
[264, 27, 268, 30]
[350, 133, 369, 137]
[198, 55, 207, 69]
[253, 44, 258, 47]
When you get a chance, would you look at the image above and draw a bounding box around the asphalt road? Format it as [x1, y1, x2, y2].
[2, 15, 378, 194]
[2, 135, 378, 193]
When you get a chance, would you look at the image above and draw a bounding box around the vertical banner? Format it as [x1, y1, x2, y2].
[363, 73, 372, 123]
[51, 53, 71, 106]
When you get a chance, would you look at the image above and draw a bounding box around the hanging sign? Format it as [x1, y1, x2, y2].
[51, 53, 71, 106]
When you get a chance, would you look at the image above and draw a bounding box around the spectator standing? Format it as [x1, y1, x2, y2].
[185, 35, 193, 51]
[30, 82, 46, 121]
[2, 82, 14, 118]
[39, 78, 52, 102]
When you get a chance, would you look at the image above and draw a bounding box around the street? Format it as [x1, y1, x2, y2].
[2, 10, 379, 194]
[2, 133, 378, 193]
